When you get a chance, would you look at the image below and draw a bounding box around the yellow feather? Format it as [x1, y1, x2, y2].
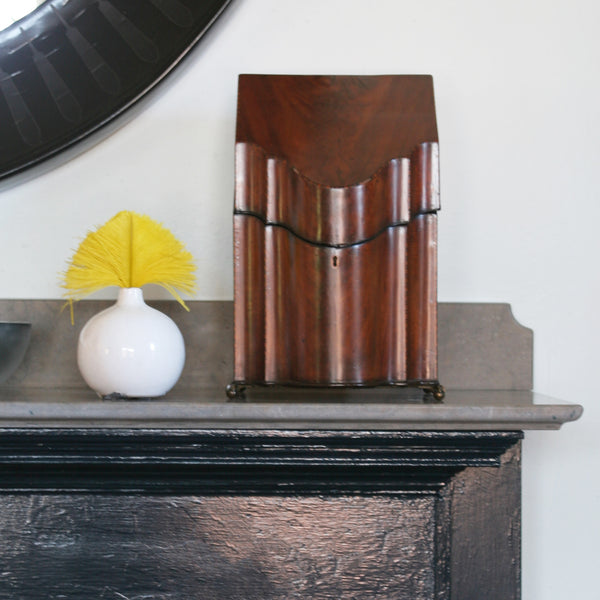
[61, 211, 196, 310]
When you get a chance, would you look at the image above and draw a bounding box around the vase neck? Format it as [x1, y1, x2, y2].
[117, 287, 145, 307]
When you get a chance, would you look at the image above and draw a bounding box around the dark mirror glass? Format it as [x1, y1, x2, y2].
[0, 0, 233, 181]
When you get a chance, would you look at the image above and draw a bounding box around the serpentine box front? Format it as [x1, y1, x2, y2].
[232, 75, 440, 396]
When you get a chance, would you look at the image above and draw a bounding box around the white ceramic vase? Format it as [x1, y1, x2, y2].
[77, 287, 185, 398]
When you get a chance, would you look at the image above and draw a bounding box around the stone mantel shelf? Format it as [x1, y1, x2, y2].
[0, 387, 582, 430]
[0, 299, 584, 432]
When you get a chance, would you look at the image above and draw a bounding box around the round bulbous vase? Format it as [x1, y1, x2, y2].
[77, 287, 185, 398]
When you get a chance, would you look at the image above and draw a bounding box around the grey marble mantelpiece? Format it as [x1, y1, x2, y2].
[0, 299, 583, 431]
[0, 388, 582, 430]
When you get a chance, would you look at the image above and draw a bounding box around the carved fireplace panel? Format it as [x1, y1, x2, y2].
[0, 429, 522, 600]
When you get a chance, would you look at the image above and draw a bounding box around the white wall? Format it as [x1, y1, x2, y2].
[1, 0, 598, 596]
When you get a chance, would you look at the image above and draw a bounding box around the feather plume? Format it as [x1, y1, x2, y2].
[61, 211, 196, 310]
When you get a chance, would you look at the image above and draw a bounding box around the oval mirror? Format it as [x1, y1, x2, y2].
[0, 0, 233, 181]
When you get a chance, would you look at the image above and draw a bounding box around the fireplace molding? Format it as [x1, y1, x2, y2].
[0, 300, 582, 599]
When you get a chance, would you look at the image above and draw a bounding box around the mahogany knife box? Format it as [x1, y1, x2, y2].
[232, 74, 441, 397]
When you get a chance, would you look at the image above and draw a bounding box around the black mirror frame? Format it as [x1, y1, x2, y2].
[0, 0, 233, 182]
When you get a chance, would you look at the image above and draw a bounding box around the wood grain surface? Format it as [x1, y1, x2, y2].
[233, 75, 440, 391]
[235, 75, 438, 187]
